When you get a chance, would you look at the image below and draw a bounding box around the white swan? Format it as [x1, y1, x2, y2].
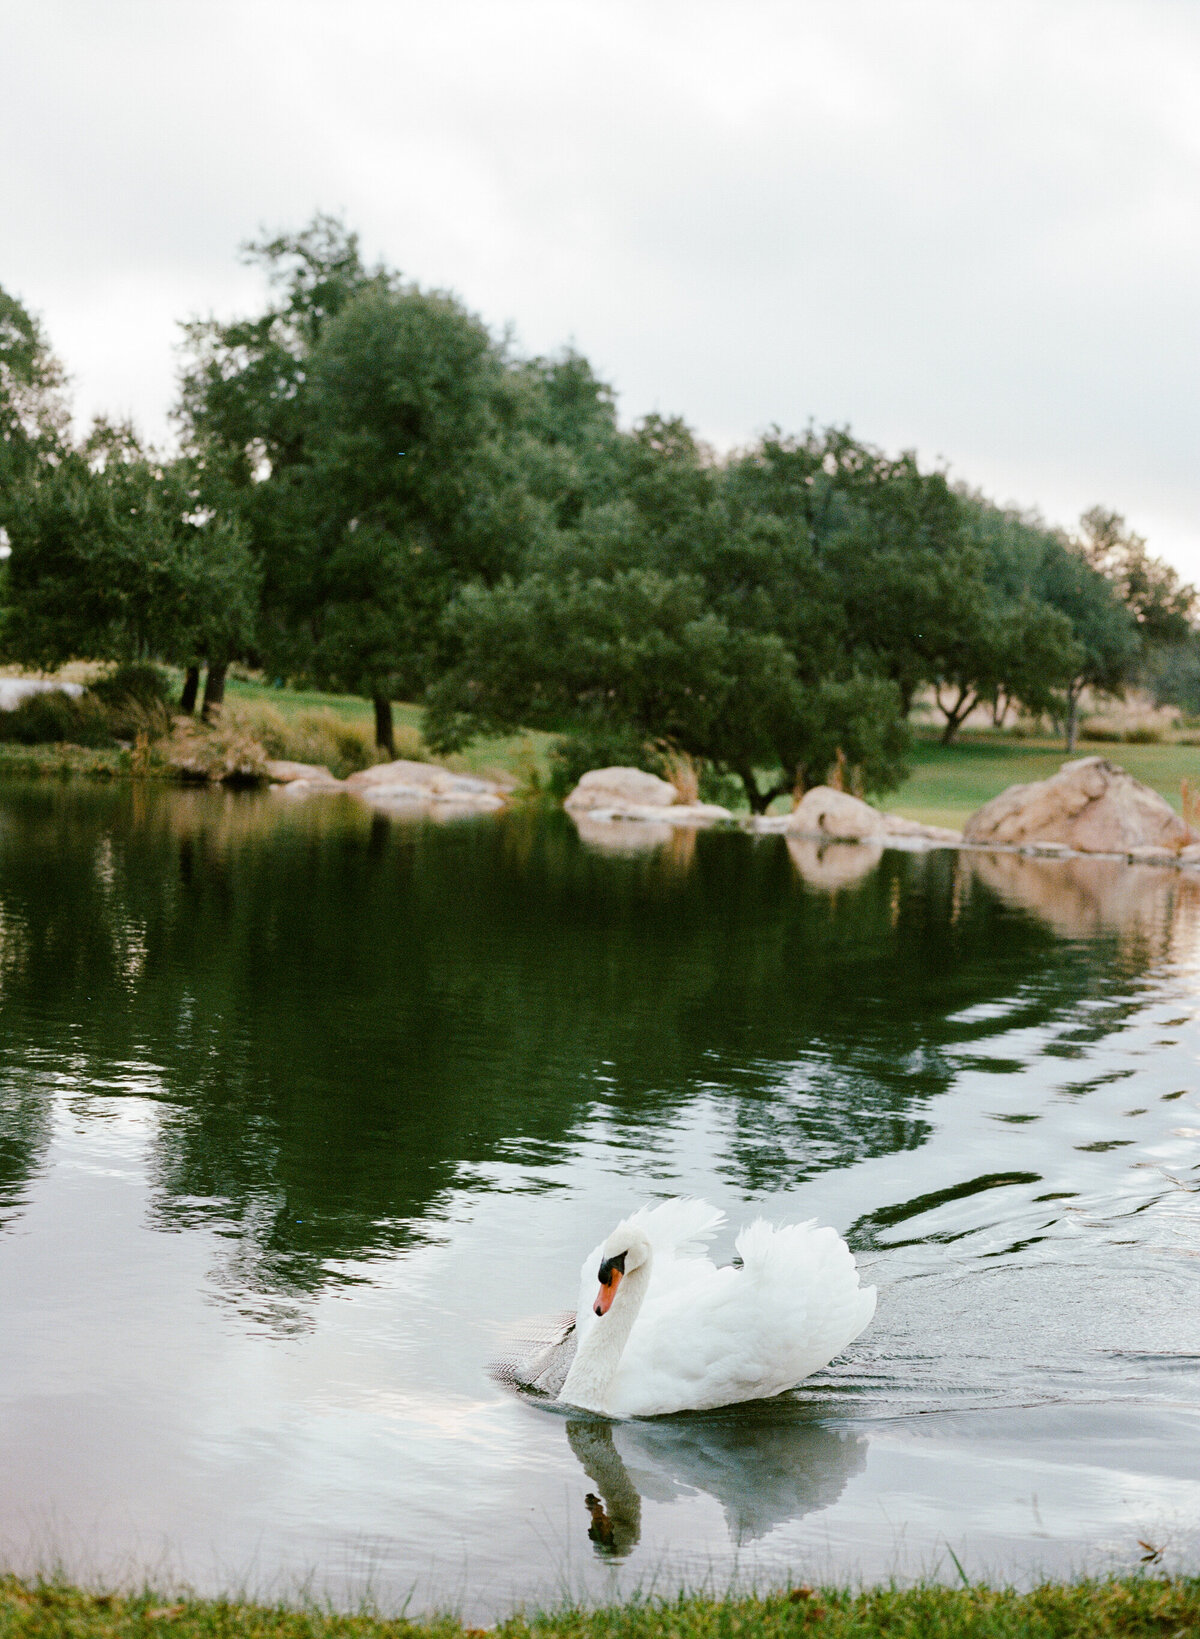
[546, 1198, 875, 1419]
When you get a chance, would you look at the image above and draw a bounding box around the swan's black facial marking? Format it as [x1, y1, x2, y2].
[597, 1251, 627, 1285]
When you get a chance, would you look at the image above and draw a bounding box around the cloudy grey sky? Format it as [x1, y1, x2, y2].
[5, 0, 1199, 572]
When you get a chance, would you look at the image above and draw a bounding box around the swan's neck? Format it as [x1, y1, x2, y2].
[558, 1258, 651, 1415]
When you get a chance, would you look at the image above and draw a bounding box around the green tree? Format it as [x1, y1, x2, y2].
[0, 286, 70, 529]
[4, 423, 258, 684]
[931, 494, 1084, 741]
[175, 215, 380, 716]
[281, 283, 546, 753]
[1075, 506, 1195, 648]
[425, 567, 908, 810]
[1037, 534, 1140, 750]
[177, 216, 558, 753]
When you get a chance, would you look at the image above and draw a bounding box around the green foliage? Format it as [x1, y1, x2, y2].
[1146, 635, 1200, 715]
[283, 281, 532, 705]
[0, 285, 70, 514]
[229, 701, 381, 778]
[0, 669, 174, 750]
[547, 726, 665, 798]
[3, 427, 259, 674]
[10, 222, 1191, 798]
[1075, 505, 1195, 648]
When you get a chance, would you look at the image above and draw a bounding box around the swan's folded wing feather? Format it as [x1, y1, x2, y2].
[489, 1309, 577, 1396]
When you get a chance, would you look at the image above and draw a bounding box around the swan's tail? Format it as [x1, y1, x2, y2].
[627, 1196, 725, 1258]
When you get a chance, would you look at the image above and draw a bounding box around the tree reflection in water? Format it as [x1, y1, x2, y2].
[0, 785, 1173, 1319]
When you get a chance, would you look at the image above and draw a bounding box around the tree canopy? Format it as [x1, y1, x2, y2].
[3, 214, 1192, 792]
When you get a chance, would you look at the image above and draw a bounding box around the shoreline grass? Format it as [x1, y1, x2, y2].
[1, 1576, 1197, 1638]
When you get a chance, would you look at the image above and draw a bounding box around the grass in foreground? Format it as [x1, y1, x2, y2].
[1, 1578, 1197, 1639]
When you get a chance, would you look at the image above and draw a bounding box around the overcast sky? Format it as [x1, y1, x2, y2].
[4, 0, 1199, 573]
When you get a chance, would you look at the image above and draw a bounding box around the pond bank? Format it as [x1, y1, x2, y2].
[2, 1577, 1195, 1638]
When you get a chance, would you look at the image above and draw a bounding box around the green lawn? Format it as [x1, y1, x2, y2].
[1, 1578, 1195, 1639]
[222, 676, 559, 786]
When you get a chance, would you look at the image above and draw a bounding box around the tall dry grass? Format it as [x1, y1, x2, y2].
[220, 703, 393, 779]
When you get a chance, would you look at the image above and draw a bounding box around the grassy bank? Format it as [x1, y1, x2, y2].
[0, 743, 138, 779]
[222, 677, 558, 786]
[2, 1578, 1197, 1639]
[3, 669, 1199, 830]
[220, 683, 1200, 823]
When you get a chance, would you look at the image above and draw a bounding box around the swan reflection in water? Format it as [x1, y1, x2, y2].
[564, 1409, 868, 1559]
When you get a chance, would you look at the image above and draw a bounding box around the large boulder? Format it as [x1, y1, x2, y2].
[962, 756, 1196, 855]
[344, 758, 508, 812]
[265, 760, 340, 785]
[564, 766, 678, 812]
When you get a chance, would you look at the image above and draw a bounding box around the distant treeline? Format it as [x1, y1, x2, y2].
[1, 215, 1195, 807]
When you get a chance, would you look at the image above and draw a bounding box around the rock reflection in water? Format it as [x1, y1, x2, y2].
[787, 839, 883, 890]
[566, 1410, 867, 1557]
[570, 816, 702, 876]
[964, 850, 1200, 946]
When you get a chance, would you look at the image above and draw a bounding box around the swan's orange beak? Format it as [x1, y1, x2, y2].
[594, 1269, 622, 1317]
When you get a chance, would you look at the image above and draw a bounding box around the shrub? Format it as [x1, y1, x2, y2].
[0, 690, 112, 746]
[90, 662, 172, 711]
[85, 664, 174, 741]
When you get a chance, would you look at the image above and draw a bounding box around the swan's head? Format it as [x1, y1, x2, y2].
[593, 1223, 651, 1317]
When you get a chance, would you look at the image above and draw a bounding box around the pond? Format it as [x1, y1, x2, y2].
[0, 784, 1197, 1617]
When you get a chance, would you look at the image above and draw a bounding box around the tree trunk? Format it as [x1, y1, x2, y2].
[1065, 687, 1080, 753]
[201, 662, 227, 721]
[936, 686, 976, 746]
[179, 665, 200, 715]
[736, 766, 769, 815]
[372, 692, 395, 758]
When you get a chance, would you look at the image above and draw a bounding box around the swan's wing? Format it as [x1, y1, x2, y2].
[489, 1310, 577, 1396]
[628, 1197, 725, 1258]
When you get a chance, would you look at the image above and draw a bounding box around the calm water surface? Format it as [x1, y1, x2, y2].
[0, 785, 1198, 1614]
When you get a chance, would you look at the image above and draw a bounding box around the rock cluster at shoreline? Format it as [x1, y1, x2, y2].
[563, 765, 736, 829]
[260, 751, 1200, 872]
[750, 785, 961, 847]
[562, 757, 1200, 870]
[266, 757, 510, 814]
